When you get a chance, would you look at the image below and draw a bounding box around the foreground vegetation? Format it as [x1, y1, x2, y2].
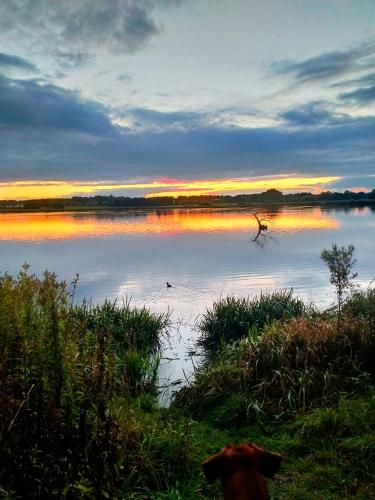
[1, 252, 374, 498]
[0, 267, 170, 498]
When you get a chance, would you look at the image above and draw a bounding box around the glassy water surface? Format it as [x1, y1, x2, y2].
[1, 206, 374, 396]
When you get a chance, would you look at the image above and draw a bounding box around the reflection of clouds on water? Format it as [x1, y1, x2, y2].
[0, 206, 341, 242]
[1, 205, 374, 400]
[348, 207, 371, 217]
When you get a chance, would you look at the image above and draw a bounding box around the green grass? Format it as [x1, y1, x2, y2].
[198, 290, 307, 351]
[115, 393, 375, 499]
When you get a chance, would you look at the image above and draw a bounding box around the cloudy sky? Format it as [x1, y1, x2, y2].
[0, 0, 374, 199]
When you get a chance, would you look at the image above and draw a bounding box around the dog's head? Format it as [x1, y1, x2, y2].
[202, 443, 282, 483]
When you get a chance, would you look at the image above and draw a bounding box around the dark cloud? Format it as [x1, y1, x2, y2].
[272, 40, 375, 84]
[331, 72, 375, 89]
[0, 75, 113, 135]
[329, 176, 375, 192]
[0, 75, 374, 183]
[339, 85, 375, 105]
[280, 102, 338, 126]
[120, 107, 204, 129]
[0, 0, 175, 68]
[0, 52, 37, 72]
[60, 1, 160, 54]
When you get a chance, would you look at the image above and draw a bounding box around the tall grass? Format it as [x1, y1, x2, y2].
[343, 283, 375, 323]
[73, 299, 169, 355]
[198, 290, 307, 351]
[175, 315, 375, 422]
[0, 266, 170, 498]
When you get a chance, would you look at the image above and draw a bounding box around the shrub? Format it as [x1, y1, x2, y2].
[198, 290, 307, 351]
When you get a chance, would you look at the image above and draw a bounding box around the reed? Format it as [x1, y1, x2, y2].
[198, 290, 307, 351]
[73, 299, 169, 355]
[0, 266, 170, 498]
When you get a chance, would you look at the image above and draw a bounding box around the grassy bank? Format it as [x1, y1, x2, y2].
[1, 264, 374, 498]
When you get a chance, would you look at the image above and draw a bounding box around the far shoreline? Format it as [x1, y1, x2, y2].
[1, 198, 375, 214]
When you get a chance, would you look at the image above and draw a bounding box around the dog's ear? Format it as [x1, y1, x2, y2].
[259, 449, 282, 478]
[202, 452, 225, 483]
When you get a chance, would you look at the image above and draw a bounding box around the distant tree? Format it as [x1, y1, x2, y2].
[261, 188, 283, 201]
[321, 243, 357, 328]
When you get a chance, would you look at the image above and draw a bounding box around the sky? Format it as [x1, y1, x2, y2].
[0, 0, 374, 199]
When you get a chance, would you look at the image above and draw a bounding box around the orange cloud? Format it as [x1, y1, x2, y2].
[145, 176, 341, 197]
[350, 187, 370, 193]
[0, 175, 341, 200]
[0, 180, 170, 200]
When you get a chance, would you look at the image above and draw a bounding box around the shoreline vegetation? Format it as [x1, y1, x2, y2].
[1, 246, 375, 498]
[1, 188, 375, 213]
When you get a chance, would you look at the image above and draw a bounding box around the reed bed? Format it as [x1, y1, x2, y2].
[73, 299, 169, 355]
[198, 290, 307, 351]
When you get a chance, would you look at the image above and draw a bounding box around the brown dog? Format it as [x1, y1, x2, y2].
[202, 443, 282, 500]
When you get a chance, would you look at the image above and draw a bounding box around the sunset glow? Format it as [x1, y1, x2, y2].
[0, 208, 340, 242]
[145, 176, 341, 197]
[0, 176, 341, 200]
[0, 180, 169, 200]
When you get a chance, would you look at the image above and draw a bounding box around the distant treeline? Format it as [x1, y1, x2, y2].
[2, 187, 375, 209]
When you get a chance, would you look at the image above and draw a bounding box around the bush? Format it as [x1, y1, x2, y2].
[198, 290, 307, 351]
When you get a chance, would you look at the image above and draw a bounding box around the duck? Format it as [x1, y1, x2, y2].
[166, 282, 172, 288]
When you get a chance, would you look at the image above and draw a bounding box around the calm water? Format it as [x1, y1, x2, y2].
[1, 206, 374, 397]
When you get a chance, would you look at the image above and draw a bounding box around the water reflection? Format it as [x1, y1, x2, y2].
[0, 207, 340, 241]
[0, 206, 373, 400]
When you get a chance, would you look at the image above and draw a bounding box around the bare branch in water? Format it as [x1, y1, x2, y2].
[251, 212, 269, 242]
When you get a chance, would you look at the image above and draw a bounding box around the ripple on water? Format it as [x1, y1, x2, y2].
[1, 206, 374, 403]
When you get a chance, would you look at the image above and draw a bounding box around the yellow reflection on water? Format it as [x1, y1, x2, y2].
[0, 208, 340, 241]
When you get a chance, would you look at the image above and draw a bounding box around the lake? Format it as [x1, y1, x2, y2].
[1, 206, 374, 398]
